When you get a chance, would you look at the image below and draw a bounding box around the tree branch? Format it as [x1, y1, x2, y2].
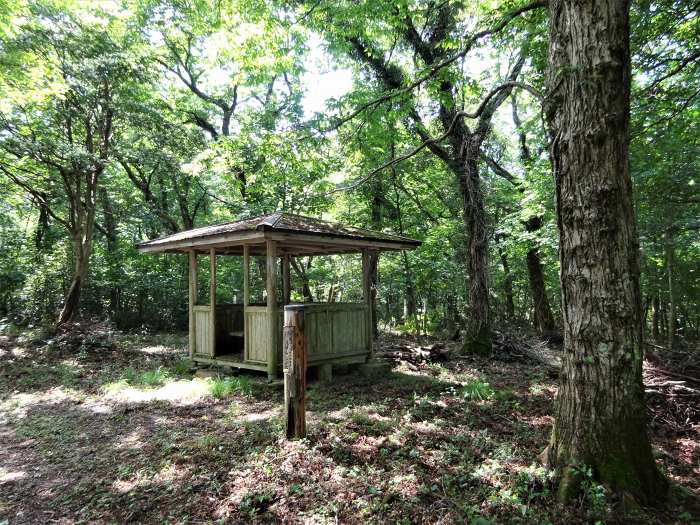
[329, 0, 547, 130]
[326, 81, 542, 195]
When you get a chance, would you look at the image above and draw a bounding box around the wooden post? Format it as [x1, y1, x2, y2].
[282, 254, 291, 305]
[243, 244, 249, 360]
[362, 249, 374, 359]
[283, 306, 306, 439]
[188, 250, 197, 358]
[243, 245, 250, 307]
[266, 240, 278, 380]
[209, 248, 216, 357]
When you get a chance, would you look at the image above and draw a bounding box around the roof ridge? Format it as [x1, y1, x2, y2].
[270, 211, 284, 227]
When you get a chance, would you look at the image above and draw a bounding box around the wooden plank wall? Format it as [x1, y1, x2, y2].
[307, 304, 368, 358]
[245, 307, 270, 363]
[245, 303, 369, 367]
[194, 306, 212, 356]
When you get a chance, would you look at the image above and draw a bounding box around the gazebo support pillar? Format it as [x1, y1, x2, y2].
[266, 240, 278, 380]
[188, 250, 197, 358]
[362, 249, 375, 360]
[209, 248, 216, 357]
[243, 245, 250, 307]
[282, 254, 291, 305]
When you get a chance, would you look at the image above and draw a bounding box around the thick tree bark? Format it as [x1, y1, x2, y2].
[543, 0, 666, 503]
[526, 247, 557, 334]
[460, 155, 491, 352]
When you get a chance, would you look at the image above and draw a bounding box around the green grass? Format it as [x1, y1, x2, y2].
[171, 358, 193, 376]
[139, 366, 171, 387]
[208, 376, 252, 398]
[107, 365, 172, 389]
[461, 380, 496, 401]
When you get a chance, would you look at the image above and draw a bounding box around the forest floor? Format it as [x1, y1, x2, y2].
[0, 323, 698, 524]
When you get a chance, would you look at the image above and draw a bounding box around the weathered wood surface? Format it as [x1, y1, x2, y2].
[194, 306, 212, 357]
[188, 250, 197, 357]
[245, 302, 370, 368]
[282, 254, 291, 305]
[245, 307, 271, 363]
[362, 250, 374, 359]
[209, 248, 216, 358]
[305, 303, 368, 359]
[284, 307, 306, 439]
[266, 239, 278, 380]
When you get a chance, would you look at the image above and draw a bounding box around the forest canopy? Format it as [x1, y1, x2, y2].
[0, 0, 697, 341]
[0, 0, 699, 521]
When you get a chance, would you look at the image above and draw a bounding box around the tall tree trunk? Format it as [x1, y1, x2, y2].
[524, 218, 557, 335]
[460, 155, 491, 353]
[402, 252, 417, 318]
[526, 247, 557, 334]
[513, 96, 558, 336]
[659, 300, 667, 339]
[369, 166, 384, 339]
[99, 188, 120, 318]
[543, 0, 666, 503]
[369, 252, 379, 338]
[652, 295, 661, 341]
[664, 229, 677, 349]
[290, 258, 314, 302]
[57, 231, 93, 325]
[390, 150, 418, 335]
[497, 243, 516, 320]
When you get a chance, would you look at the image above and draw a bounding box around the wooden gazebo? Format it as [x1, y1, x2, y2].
[137, 212, 421, 379]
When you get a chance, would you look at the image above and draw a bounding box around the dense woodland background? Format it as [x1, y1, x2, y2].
[0, 0, 697, 346]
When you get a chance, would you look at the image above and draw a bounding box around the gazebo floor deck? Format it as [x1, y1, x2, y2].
[191, 351, 370, 373]
[192, 353, 268, 371]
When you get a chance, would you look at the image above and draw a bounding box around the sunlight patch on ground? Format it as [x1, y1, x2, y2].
[10, 346, 27, 357]
[514, 413, 553, 428]
[410, 420, 443, 436]
[389, 472, 419, 499]
[113, 462, 188, 494]
[238, 408, 279, 423]
[0, 387, 85, 422]
[0, 468, 27, 483]
[102, 378, 212, 404]
[114, 429, 148, 450]
[136, 344, 174, 355]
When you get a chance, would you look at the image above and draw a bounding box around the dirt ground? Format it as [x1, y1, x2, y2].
[0, 327, 698, 524]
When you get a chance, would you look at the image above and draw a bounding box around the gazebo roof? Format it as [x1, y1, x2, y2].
[137, 212, 421, 256]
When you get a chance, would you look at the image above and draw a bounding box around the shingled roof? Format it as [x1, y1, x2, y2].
[137, 212, 421, 256]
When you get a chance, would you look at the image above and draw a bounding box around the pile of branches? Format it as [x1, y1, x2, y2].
[378, 341, 450, 367]
[45, 320, 116, 353]
[492, 330, 561, 377]
[644, 347, 700, 434]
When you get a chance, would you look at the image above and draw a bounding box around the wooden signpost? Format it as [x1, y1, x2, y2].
[283, 305, 307, 439]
